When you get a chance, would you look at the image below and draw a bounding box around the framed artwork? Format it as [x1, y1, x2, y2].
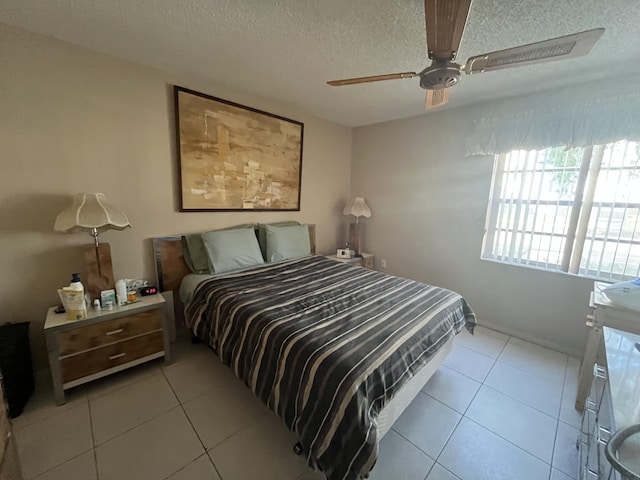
[174, 86, 304, 211]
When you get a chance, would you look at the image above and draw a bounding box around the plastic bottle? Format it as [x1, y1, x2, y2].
[116, 279, 127, 306]
[68, 273, 83, 292]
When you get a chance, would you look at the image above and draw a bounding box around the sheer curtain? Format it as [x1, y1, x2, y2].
[466, 80, 640, 156]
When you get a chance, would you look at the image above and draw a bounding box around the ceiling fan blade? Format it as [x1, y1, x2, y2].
[463, 27, 604, 75]
[327, 72, 417, 86]
[424, 0, 473, 61]
[425, 88, 450, 109]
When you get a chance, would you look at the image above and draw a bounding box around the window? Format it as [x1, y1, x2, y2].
[482, 140, 640, 281]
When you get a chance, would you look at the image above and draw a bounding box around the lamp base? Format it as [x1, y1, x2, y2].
[84, 243, 115, 301]
[349, 223, 365, 256]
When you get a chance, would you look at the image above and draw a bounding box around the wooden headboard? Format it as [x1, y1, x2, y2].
[152, 224, 316, 322]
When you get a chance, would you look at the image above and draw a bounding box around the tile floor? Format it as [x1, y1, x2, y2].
[12, 326, 582, 480]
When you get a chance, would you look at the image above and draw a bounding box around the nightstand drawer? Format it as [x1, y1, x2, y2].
[56, 309, 162, 356]
[60, 331, 164, 383]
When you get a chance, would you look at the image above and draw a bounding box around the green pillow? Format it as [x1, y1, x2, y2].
[182, 235, 210, 274]
[201, 228, 265, 274]
[183, 224, 255, 273]
[257, 221, 300, 260]
[265, 224, 310, 263]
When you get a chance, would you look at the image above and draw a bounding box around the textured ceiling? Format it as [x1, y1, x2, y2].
[1, 0, 639, 127]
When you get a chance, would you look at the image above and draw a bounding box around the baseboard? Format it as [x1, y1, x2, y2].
[479, 319, 583, 360]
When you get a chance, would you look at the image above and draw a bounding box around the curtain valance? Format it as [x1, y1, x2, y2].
[466, 81, 640, 155]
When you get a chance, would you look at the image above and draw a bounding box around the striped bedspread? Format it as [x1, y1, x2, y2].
[185, 255, 476, 480]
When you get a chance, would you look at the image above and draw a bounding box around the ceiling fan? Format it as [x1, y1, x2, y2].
[327, 0, 604, 110]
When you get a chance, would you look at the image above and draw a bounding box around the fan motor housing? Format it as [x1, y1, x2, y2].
[419, 62, 462, 90]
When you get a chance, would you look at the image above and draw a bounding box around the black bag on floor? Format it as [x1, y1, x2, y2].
[0, 322, 35, 418]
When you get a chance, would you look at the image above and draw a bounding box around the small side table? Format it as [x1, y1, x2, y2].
[325, 253, 374, 269]
[44, 295, 171, 405]
[575, 282, 640, 410]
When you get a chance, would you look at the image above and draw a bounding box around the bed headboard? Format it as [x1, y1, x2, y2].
[152, 224, 316, 318]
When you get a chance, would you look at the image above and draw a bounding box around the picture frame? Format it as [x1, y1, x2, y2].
[174, 86, 304, 211]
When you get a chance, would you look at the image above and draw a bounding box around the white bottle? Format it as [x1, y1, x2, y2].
[116, 279, 127, 306]
[68, 273, 83, 292]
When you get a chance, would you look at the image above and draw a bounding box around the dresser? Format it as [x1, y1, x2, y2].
[579, 327, 640, 479]
[576, 282, 640, 411]
[44, 295, 171, 404]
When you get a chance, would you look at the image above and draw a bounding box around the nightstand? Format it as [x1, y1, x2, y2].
[44, 295, 171, 404]
[325, 252, 374, 269]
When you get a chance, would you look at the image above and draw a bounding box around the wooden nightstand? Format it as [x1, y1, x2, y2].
[325, 252, 374, 269]
[44, 295, 171, 404]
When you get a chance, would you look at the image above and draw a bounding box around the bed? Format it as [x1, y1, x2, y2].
[153, 224, 476, 480]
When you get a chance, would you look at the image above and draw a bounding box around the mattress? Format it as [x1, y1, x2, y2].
[184, 255, 475, 480]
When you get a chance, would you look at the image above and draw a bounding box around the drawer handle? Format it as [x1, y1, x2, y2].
[106, 328, 124, 336]
[593, 363, 607, 380]
[598, 425, 611, 444]
[109, 353, 126, 360]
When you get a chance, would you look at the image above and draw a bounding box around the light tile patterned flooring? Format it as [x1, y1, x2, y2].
[13, 326, 582, 480]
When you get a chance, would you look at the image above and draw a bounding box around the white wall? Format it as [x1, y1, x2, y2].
[352, 100, 597, 356]
[0, 24, 352, 369]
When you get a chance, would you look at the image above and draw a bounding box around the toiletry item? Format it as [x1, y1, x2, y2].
[68, 273, 83, 292]
[93, 299, 101, 310]
[116, 279, 127, 306]
[59, 273, 87, 320]
[127, 290, 136, 302]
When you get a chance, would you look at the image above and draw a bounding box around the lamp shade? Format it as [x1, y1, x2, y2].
[54, 193, 130, 234]
[343, 197, 371, 219]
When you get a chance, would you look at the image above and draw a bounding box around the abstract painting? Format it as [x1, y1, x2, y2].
[174, 86, 304, 211]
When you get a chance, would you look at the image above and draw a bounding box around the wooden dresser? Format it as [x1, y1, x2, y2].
[44, 295, 170, 404]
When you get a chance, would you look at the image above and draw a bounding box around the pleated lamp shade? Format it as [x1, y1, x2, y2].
[54, 193, 130, 301]
[54, 193, 130, 234]
[343, 197, 371, 255]
[343, 197, 371, 221]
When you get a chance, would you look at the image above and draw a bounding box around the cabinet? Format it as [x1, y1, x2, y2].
[578, 327, 640, 480]
[579, 357, 617, 479]
[576, 282, 640, 411]
[325, 253, 374, 269]
[44, 295, 171, 404]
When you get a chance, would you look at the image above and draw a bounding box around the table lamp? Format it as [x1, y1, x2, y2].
[54, 193, 131, 301]
[343, 197, 371, 255]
